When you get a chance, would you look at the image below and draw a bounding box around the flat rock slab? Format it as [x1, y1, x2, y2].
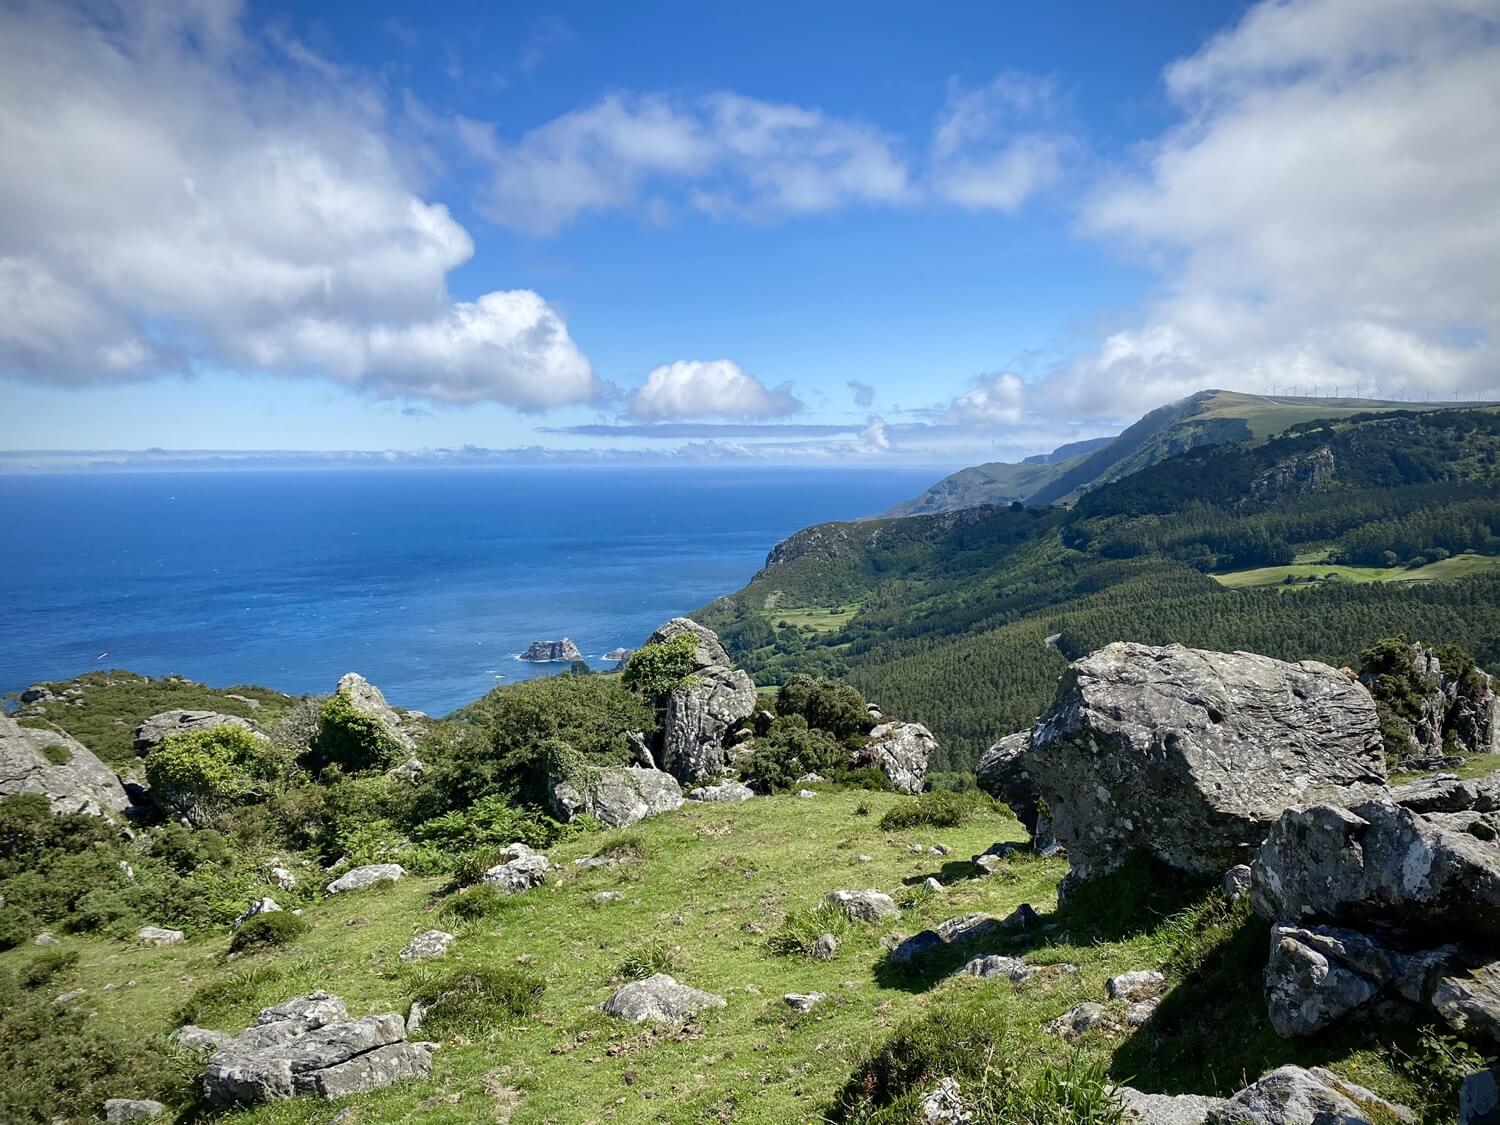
[104, 1099, 168, 1123]
[601, 974, 726, 1024]
[1115, 1088, 1228, 1125]
[399, 930, 456, 963]
[1107, 970, 1165, 1002]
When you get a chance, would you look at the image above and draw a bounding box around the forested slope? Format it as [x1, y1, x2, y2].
[700, 407, 1500, 770]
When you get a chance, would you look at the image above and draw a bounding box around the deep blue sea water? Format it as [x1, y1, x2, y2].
[0, 467, 938, 715]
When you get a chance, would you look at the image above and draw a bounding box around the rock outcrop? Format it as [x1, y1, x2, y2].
[519, 638, 584, 663]
[1362, 641, 1498, 760]
[0, 714, 129, 817]
[1206, 1065, 1413, 1125]
[132, 710, 259, 755]
[482, 847, 549, 894]
[548, 765, 683, 828]
[642, 619, 756, 783]
[600, 974, 726, 1024]
[1028, 643, 1386, 883]
[334, 673, 416, 751]
[399, 930, 456, 963]
[201, 991, 434, 1106]
[687, 780, 754, 803]
[855, 721, 934, 795]
[976, 731, 1053, 848]
[1251, 798, 1500, 943]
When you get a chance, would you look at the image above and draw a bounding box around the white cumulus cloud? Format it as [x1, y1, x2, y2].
[1043, 0, 1500, 419]
[931, 74, 1070, 212]
[628, 360, 803, 421]
[944, 372, 1026, 427]
[0, 0, 599, 407]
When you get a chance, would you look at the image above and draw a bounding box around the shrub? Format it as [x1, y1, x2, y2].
[1395, 1027, 1487, 1125]
[39, 742, 72, 766]
[438, 885, 514, 925]
[747, 717, 843, 793]
[415, 794, 566, 855]
[622, 633, 700, 698]
[305, 691, 403, 775]
[145, 725, 285, 825]
[407, 967, 544, 1039]
[229, 910, 310, 954]
[776, 676, 875, 741]
[19, 948, 79, 990]
[425, 675, 655, 809]
[174, 963, 284, 1026]
[878, 791, 989, 831]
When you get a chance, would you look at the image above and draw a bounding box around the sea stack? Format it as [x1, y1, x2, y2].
[520, 638, 584, 663]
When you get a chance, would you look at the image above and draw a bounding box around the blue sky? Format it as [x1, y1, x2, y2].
[1, 0, 1497, 468]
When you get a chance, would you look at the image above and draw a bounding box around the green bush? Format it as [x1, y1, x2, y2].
[18, 948, 79, 990]
[438, 885, 514, 925]
[229, 910, 310, 953]
[39, 742, 72, 766]
[622, 633, 700, 697]
[424, 675, 655, 809]
[304, 690, 403, 775]
[878, 791, 990, 831]
[173, 964, 284, 1027]
[145, 724, 285, 825]
[776, 676, 875, 741]
[407, 967, 544, 1039]
[1395, 1027, 1488, 1125]
[415, 794, 566, 855]
[747, 716, 843, 793]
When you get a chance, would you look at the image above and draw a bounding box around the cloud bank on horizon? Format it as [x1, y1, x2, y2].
[0, 0, 1496, 464]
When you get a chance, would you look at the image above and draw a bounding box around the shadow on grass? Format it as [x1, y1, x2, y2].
[872, 854, 1212, 995]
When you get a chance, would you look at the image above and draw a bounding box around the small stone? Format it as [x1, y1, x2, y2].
[811, 933, 840, 961]
[959, 955, 1033, 982]
[53, 988, 87, 1006]
[783, 992, 824, 1012]
[34, 930, 60, 946]
[973, 854, 1005, 875]
[687, 781, 754, 803]
[269, 866, 297, 891]
[824, 889, 899, 923]
[1222, 864, 1253, 901]
[175, 1025, 232, 1051]
[1106, 970, 1165, 1002]
[857, 854, 873, 863]
[1127, 998, 1160, 1026]
[600, 974, 726, 1024]
[922, 877, 943, 892]
[104, 1098, 167, 1123]
[591, 891, 626, 904]
[1045, 1002, 1111, 1040]
[398, 930, 456, 963]
[482, 853, 549, 894]
[796, 789, 817, 799]
[919, 1076, 971, 1124]
[235, 897, 282, 927]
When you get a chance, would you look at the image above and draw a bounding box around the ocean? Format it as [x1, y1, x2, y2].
[0, 466, 938, 715]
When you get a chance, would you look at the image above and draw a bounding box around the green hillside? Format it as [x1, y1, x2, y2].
[887, 390, 1483, 516]
[701, 407, 1500, 769]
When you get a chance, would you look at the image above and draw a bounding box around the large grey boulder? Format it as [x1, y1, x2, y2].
[133, 710, 259, 755]
[137, 925, 185, 947]
[519, 638, 584, 662]
[326, 863, 405, 895]
[1206, 1065, 1413, 1125]
[0, 715, 129, 817]
[976, 730, 1053, 848]
[201, 991, 433, 1106]
[549, 766, 683, 828]
[1028, 643, 1386, 883]
[334, 673, 417, 751]
[687, 780, 754, 803]
[600, 974, 726, 1024]
[856, 721, 935, 795]
[643, 619, 756, 783]
[1251, 799, 1500, 943]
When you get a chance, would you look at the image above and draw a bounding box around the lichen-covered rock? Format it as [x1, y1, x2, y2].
[1028, 643, 1386, 883]
[644, 619, 757, 783]
[482, 853, 549, 894]
[824, 889, 898, 923]
[326, 863, 405, 895]
[334, 673, 417, 751]
[132, 710, 259, 755]
[200, 991, 432, 1106]
[137, 925, 185, 946]
[919, 1076, 972, 1124]
[600, 973, 725, 1024]
[399, 930, 456, 963]
[549, 766, 683, 828]
[1432, 962, 1500, 1046]
[1106, 970, 1165, 1002]
[1205, 1065, 1414, 1125]
[1045, 1002, 1113, 1041]
[104, 1099, 167, 1123]
[958, 954, 1032, 982]
[855, 721, 934, 795]
[976, 730, 1053, 847]
[1114, 1087, 1228, 1125]
[0, 714, 129, 817]
[1251, 799, 1500, 943]
[1362, 641, 1498, 760]
[687, 780, 754, 803]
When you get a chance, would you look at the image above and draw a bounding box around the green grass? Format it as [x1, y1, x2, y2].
[1390, 752, 1500, 785]
[770, 604, 862, 633]
[1210, 553, 1500, 590]
[0, 793, 1436, 1124]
